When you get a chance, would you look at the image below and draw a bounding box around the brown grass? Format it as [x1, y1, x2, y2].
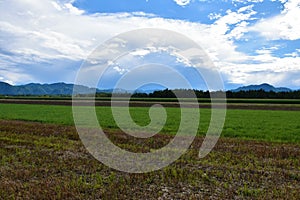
[0, 120, 299, 199]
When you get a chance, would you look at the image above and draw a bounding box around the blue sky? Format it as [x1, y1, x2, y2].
[0, 0, 300, 90]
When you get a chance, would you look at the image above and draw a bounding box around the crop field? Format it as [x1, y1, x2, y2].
[0, 102, 300, 199]
[0, 103, 300, 143]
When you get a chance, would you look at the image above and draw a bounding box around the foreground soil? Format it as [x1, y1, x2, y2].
[0, 120, 299, 199]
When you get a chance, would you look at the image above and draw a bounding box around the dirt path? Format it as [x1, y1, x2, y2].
[1, 99, 300, 111]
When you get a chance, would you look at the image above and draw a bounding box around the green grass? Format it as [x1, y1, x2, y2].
[0, 103, 299, 143]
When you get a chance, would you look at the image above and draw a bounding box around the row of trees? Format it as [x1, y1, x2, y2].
[94, 89, 300, 99]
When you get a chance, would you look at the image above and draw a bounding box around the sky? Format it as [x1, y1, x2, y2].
[0, 0, 300, 90]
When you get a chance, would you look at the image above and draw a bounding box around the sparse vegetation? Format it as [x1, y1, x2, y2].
[0, 120, 299, 199]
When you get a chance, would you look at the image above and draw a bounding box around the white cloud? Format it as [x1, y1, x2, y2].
[218, 52, 300, 87]
[113, 66, 129, 75]
[210, 5, 256, 37]
[290, 49, 300, 57]
[0, 0, 299, 88]
[232, 0, 264, 3]
[173, 0, 191, 6]
[0, 0, 242, 85]
[64, 3, 85, 15]
[0, 65, 34, 85]
[130, 49, 152, 57]
[251, 0, 300, 40]
[208, 13, 222, 20]
[228, 21, 249, 39]
[51, 1, 85, 15]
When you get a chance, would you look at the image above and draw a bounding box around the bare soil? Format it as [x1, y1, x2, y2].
[0, 120, 299, 199]
[1, 99, 300, 111]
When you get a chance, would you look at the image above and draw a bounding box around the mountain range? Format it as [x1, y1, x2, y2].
[0, 81, 295, 96]
[0, 82, 98, 96]
[231, 83, 292, 93]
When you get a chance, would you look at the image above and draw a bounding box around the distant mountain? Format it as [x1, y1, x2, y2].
[0, 82, 99, 96]
[0, 81, 295, 96]
[0, 82, 12, 94]
[231, 83, 292, 93]
[134, 84, 167, 94]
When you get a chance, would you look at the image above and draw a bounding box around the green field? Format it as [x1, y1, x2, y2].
[0, 103, 299, 143]
[1, 103, 300, 199]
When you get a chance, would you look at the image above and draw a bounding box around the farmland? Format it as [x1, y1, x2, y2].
[0, 103, 300, 143]
[0, 101, 300, 199]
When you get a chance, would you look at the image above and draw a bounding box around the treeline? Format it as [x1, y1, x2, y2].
[94, 89, 300, 99]
[226, 90, 300, 99]
[4, 89, 300, 99]
[94, 89, 212, 98]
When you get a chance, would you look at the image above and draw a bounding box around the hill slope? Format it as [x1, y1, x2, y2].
[231, 83, 292, 92]
[0, 82, 98, 95]
[0, 82, 295, 96]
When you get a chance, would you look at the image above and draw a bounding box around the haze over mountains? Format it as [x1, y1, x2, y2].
[0, 82, 97, 96]
[0, 81, 295, 96]
[231, 83, 292, 93]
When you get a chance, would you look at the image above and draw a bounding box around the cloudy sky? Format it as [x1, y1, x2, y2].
[0, 0, 300, 89]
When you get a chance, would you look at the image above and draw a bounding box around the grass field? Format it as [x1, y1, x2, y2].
[0, 103, 299, 143]
[0, 102, 300, 199]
